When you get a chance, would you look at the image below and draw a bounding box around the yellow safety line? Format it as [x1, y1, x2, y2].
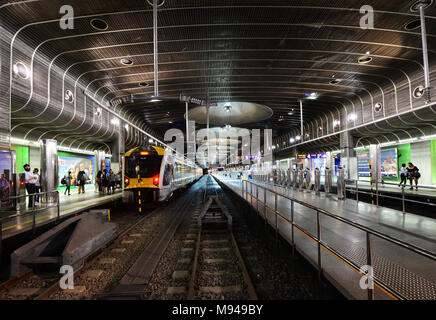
[226, 180, 398, 300]
[2, 194, 121, 232]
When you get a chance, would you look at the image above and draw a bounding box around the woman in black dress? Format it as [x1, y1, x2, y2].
[406, 162, 420, 191]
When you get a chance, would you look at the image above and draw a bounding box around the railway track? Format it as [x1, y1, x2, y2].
[166, 176, 257, 300]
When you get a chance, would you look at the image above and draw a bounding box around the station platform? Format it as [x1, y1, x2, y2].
[1, 188, 122, 239]
[214, 174, 436, 300]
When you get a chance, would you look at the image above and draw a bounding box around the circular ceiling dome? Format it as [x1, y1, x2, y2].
[187, 102, 273, 125]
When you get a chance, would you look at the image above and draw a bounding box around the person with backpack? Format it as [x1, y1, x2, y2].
[63, 171, 72, 196]
[101, 169, 109, 195]
[398, 163, 407, 188]
[407, 162, 420, 191]
[77, 169, 86, 194]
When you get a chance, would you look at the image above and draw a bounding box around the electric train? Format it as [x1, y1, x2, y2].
[123, 146, 202, 208]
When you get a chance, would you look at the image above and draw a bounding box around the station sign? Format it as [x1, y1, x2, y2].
[297, 153, 326, 159]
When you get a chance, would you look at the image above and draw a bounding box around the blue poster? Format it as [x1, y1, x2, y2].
[381, 148, 398, 178]
[357, 150, 370, 177]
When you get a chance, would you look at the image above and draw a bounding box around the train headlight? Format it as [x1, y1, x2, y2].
[153, 175, 159, 186]
[124, 178, 129, 186]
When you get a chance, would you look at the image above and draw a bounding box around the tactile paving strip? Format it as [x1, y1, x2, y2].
[323, 233, 436, 300]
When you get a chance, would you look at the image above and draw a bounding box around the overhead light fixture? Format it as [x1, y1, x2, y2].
[150, 99, 161, 102]
[348, 113, 357, 121]
[420, 134, 436, 140]
[399, 137, 418, 144]
[224, 103, 232, 112]
[149, 138, 154, 143]
[329, 79, 342, 85]
[120, 58, 133, 65]
[295, 135, 301, 141]
[111, 118, 120, 125]
[410, 0, 433, 12]
[124, 124, 129, 130]
[168, 121, 173, 124]
[290, 138, 295, 143]
[333, 120, 340, 127]
[405, 19, 421, 30]
[305, 92, 318, 100]
[374, 103, 383, 113]
[13, 62, 30, 79]
[358, 55, 372, 64]
[413, 86, 425, 99]
[90, 18, 108, 31]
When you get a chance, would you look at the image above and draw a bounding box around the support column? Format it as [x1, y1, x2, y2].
[369, 144, 381, 183]
[40, 139, 58, 202]
[112, 128, 125, 173]
[94, 150, 106, 191]
[340, 132, 357, 180]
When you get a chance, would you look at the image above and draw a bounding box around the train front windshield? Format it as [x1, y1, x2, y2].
[125, 155, 163, 178]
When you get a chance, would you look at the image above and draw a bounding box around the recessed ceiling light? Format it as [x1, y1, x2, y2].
[329, 79, 342, 85]
[288, 112, 294, 115]
[139, 82, 149, 87]
[90, 18, 108, 31]
[150, 99, 161, 102]
[374, 103, 383, 113]
[120, 58, 133, 65]
[413, 85, 425, 98]
[13, 62, 29, 79]
[358, 56, 372, 64]
[410, 0, 433, 12]
[405, 19, 421, 30]
[348, 113, 357, 121]
[295, 135, 301, 141]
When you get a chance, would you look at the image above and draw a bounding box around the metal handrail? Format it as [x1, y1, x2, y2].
[220, 175, 436, 300]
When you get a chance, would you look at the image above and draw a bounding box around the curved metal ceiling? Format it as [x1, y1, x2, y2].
[1, 0, 435, 152]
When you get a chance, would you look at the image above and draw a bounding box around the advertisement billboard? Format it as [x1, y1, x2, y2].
[58, 154, 95, 186]
[357, 150, 371, 177]
[381, 148, 398, 178]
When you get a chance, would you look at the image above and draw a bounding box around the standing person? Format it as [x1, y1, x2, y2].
[109, 169, 116, 194]
[77, 169, 86, 194]
[33, 168, 41, 204]
[399, 164, 407, 188]
[96, 170, 102, 194]
[407, 162, 420, 191]
[23, 164, 37, 208]
[101, 169, 109, 195]
[63, 171, 72, 196]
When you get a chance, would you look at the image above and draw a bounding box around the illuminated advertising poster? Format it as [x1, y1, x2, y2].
[357, 150, 370, 177]
[58, 154, 95, 186]
[381, 148, 398, 178]
[0, 150, 12, 179]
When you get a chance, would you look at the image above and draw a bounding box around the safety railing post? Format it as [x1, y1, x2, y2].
[402, 186, 406, 214]
[356, 180, 359, 202]
[274, 192, 278, 240]
[366, 232, 374, 300]
[316, 210, 322, 281]
[291, 200, 295, 257]
[256, 184, 259, 214]
[263, 186, 267, 228]
[56, 191, 60, 223]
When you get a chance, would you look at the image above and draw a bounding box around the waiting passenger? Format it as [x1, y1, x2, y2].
[77, 169, 86, 194]
[63, 171, 72, 196]
[23, 164, 37, 208]
[101, 169, 110, 195]
[407, 162, 420, 191]
[96, 170, 102, 193]
[399, 164, 407, 188]
[109, 169, 116, 194]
